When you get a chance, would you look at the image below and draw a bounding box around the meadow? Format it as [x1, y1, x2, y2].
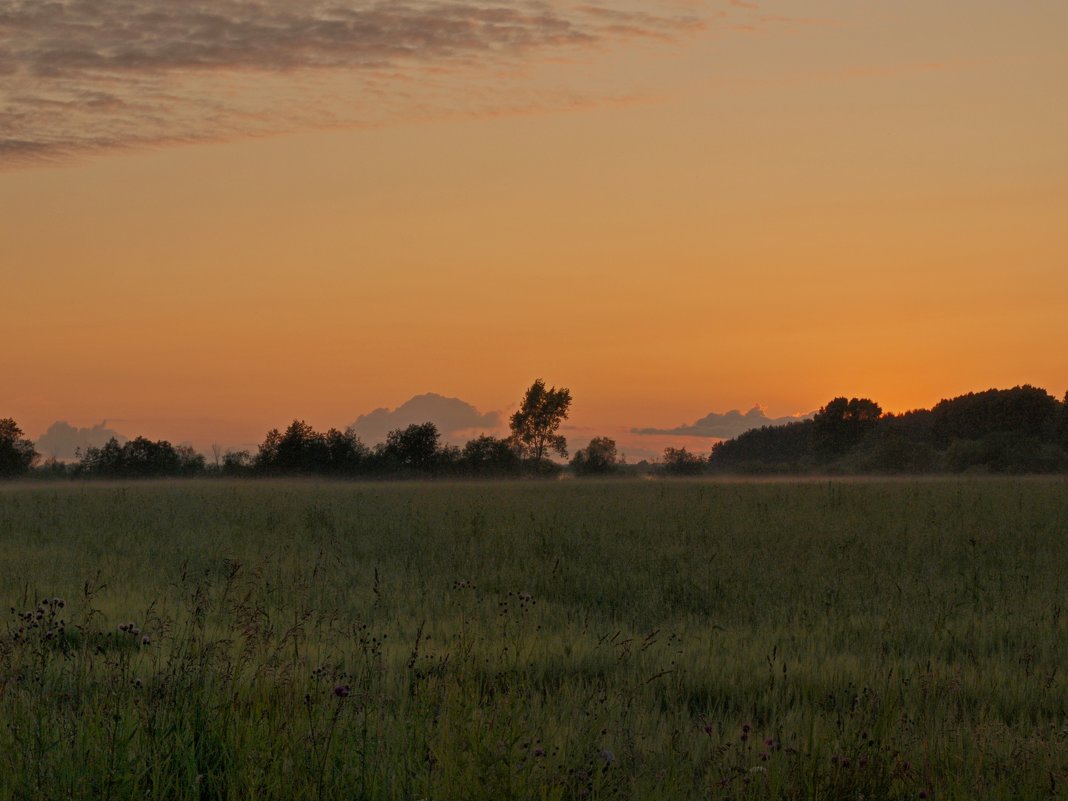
[0, 478, 1066, 800]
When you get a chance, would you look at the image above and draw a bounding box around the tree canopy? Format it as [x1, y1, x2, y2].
[571, 437, 622, 475]
[509, 379, 572, 465]
[0, 419, 38, 477]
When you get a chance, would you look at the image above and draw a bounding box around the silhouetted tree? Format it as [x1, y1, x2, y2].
[1061, 391, 1068, 445]
[222, 449, 253, 476]
[812, 397, 882, 456]
[75, 436, 200, 478]
[323, 427, 370, 474]
[379, 422, 442, 472]
[254, 420, 330, 474]
[77, 438, 125, 477]
[931, 386, 1060, 447]
[461, 435, 521, 476]
[661, 447, 706, 476]
[0, 419, 38, 477]
[509, 379, 572, 467]
[708, 420, 815, 473]
[176, 445, 207, 476]
[571, 437, 622, 475]
[277, 420, 329, 473]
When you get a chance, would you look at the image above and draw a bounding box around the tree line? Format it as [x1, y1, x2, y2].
[1, 380, 601, 480]
[698, 385, 1068, 475]
[5, 383, 1068, 480]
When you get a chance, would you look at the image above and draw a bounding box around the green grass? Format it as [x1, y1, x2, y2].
[1, 478, 1066, 800]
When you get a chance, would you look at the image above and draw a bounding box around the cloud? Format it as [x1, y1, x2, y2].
[350, 392, 501, 444]
[632, 405, 813, 439]
[35, 420, 127, 461]
[0, 0, 705, 166]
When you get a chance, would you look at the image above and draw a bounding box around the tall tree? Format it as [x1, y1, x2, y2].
[0, 418, 38, 477]
[509, 379, 572, 465]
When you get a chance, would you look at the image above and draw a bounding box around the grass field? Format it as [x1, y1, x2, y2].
[1, 478, 1066, 800]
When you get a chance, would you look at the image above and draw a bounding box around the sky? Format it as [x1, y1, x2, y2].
[2, 1, 1067, 460]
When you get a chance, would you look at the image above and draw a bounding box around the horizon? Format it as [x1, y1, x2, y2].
[19, 381, 1068, 465]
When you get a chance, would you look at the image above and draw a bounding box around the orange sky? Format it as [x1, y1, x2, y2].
[2, 1, 1067, 458]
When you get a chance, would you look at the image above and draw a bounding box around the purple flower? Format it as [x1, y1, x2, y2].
[333, 684, 350, 699]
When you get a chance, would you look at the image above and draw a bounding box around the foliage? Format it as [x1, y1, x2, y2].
[378, 422, 444, 473]
[255, 421, 369, 475]
[709, 386, 1068, 474]
[75, 436, 204, 478]
[570, 437, 622, 475]
[931, 385, 1061, 446]
[460, 435, 522, 476]
[660, 446, 706, 476]
[509, 379, 572, 465]
[812, 397, 882, 456]
[709, 421, 815, 473]
[0, 418, 38, 477]
[222, 449, 253, 476]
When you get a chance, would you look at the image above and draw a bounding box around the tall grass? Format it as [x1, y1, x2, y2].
[0, 478, 1066, 799]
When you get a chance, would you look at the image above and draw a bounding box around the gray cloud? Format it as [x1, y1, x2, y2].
[350, 392, 501, 444]
[35, 420, 128, 461]
[633, 405, 813, 439]
[0, 0, 704, 165]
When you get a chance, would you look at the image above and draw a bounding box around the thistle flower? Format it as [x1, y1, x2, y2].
[333, 684, 350, 698]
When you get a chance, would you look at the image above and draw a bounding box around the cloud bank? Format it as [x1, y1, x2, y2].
[0, 0, 704, 165]
[350, 392, 501, 444]
[633, 405, 813, 439]
[35, 420, 127, 461]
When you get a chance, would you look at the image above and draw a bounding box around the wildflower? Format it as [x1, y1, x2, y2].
[333, 684, 351, 698]
[141, 635, 150, 646]
[533, 747, 546, 758]
[600, 749, 614, 767]
[760, 751, 769, 761]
